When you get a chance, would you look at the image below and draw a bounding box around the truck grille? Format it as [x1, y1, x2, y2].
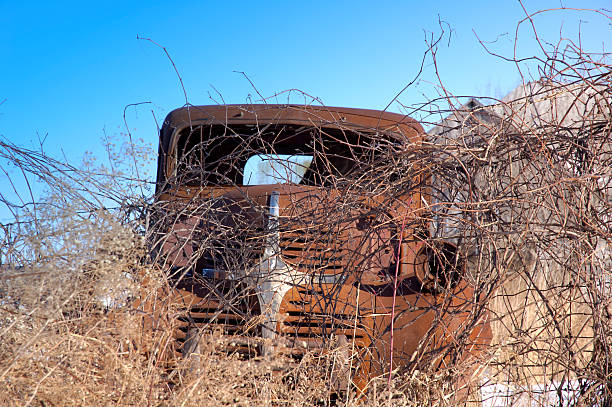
[279, 225, 347, 273]
[278, 285, 370, 354]
[174, 280, 262, 359]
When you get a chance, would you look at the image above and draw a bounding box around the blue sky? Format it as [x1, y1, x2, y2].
[1, 1, 610, 197]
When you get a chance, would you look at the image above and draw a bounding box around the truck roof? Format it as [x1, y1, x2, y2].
[160, 104, 422, 146]
[156, 104, 424, 189]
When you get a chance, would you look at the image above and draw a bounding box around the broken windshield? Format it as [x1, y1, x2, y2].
[170, 124, 390, 187]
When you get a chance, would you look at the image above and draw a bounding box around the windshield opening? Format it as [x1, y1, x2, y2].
[169, 124, 393, 186]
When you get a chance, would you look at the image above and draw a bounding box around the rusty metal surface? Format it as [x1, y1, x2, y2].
[150, 103, 491, 392]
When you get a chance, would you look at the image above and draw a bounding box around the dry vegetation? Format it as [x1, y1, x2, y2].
[1, 7, 611, 406]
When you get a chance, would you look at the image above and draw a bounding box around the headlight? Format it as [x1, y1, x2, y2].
[414, 242, 461, 292]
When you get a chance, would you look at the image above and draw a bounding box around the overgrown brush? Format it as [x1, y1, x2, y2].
[0, 7, 611, 406]
[0, 214, 449, 406]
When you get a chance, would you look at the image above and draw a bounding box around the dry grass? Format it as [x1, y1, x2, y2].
[0, 261, 470, 407]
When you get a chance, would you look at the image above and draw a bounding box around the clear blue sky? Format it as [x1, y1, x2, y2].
[1, 0, 610, 194]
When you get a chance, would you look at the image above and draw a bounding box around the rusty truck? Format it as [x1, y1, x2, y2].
[151, 104, 490, 392]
